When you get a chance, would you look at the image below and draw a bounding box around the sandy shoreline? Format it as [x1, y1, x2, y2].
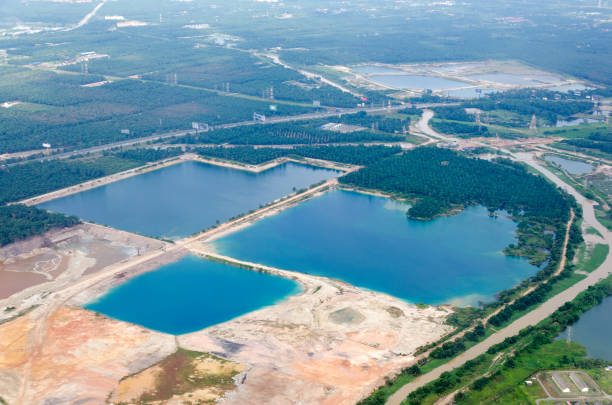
[0, 202, 452, 404]
[194, 179, 337, 244]
[0, 150, 456, 404]
[192, 154, 357, 174]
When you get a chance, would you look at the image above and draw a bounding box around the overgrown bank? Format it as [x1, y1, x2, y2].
[404, 275, 612, 405]
[340, 147, 574, 265]
[195, 145, 401, 166]
[0, 205, 80, 247]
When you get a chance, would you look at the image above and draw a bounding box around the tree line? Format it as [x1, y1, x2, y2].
[463, 89, 593, 125]
[0, 70, 314, 154]
[430, 120, 490, 138]
[104, 147, 184, 163]
[562, 130, 612, 155]
[195, 145, 401, 165]
[0, 153, 165, 205]
[340, 147, 571, 221]
[0, 205, 79, 247]
[171, 121, 403, 146]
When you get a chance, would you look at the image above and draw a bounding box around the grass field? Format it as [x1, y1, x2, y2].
[580, 244, 610, 273]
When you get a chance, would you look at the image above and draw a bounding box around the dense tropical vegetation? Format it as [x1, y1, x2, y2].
[195, 145, 401, 165]
[340, 147, 571, 221]
[0, 156, 143, 204]
[0, 67, 314, 154]
[407, 276, 612, 405]
[340, 147, 576, 276]
[328, 111, 410, 133]
[105, 147, 184, 163]
[430, 120, 490, 138]
[172, 121, 403, 145]
[0, 205, 79, 247]
[464, 90, 593, 126]
[561, 131, 612, 155]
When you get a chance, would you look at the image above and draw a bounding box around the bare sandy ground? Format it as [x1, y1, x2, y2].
[0, 214, 451, 405]
[0, 157, 452, 404]
[192, 154, 357, 174]
[178, 249, 452, 405]
[0, 306, 176, 405]
[0, 223, 165, 317]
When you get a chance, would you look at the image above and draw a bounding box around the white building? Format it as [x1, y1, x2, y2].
[551, 374, 571, 393]
[569, 373, 589, 393]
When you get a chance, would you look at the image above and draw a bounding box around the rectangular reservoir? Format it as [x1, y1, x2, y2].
[85, 255, 300, 335]
[39, 161, 339, 239]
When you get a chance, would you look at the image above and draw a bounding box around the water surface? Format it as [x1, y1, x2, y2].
[85, 255, 300, 335]
[555, 118, 601, 127]
[214, 190, 537, 305]
[469, 73, 563, 87]
[544, 155, 593, 174]
[557, 296, 612, 361]
[40, 161, 339, 238]
[368, 74, 467, 90]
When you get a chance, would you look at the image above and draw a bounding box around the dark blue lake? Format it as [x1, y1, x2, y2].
[85, 255, 300, 335]
[213, 190, 537, 305]
[557, 296, 612, 361]
[39, 161, 338, 239]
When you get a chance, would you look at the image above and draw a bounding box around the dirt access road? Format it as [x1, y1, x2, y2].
[387, 155, 612, 405]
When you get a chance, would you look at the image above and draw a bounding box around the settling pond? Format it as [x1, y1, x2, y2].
[85, 255, 300, 335]
[468, 73, 563, 87]
[352, 65, 468, 90]
[368, 75, 468, 91]
[39, 161, 339, 239]
[214, 190, 537, 306]
[544, 155, 594, 175]
[557, 296, 612, 361]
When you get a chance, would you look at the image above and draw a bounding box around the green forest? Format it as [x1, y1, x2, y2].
[0, 67, 314, 154]
[0, 149, 187, 205]
[195, 145, 401, 165]
[561, 131, 612, 156]
[328, 111, 410, 133]
[340, 147, 571, 221]
[104, 147, 184, 163]
[0, 156, 141, 205]
[402, 276, 612, 405]
[172, 121, 403, 145]
[464, 90, 593, 125]
[0, 205, 79, 247]
[430, 120, 490, 138]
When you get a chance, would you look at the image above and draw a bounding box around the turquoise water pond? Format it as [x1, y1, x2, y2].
[557, 296, 612, 361]
[213, 190, 537, 306]
[39, 161, 339, 239]
[85, 255, 300, 335]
